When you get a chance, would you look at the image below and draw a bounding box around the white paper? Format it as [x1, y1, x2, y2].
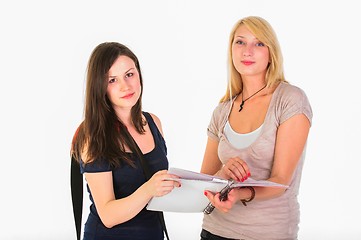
[146, 168, 288, 213]
[147, 179, 226, 212]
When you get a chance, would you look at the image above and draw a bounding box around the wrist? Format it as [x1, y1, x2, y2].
[215, 165, 227, 178]
[141, 181, 154, 199]
[239, 186, 255, 206]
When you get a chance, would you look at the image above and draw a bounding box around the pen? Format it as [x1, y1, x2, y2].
[203, 180, 234, 214]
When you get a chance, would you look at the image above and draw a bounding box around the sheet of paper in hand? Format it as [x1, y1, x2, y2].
[146, 168, 288, 213]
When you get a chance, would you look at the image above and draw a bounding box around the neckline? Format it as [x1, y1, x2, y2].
[222, 82, 283, 150]
[225, 121, 264, 136]
[227, 82, 283, 121]
[126, 112, 157, 156]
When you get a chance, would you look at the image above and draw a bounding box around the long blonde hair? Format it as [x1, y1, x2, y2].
[221, 16, 287, 102]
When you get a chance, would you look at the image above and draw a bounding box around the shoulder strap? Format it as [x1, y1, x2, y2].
[137, 150, 169, 240]
[132, 114, 170, 240]
[71, 156, 83, 240]
[134, 146, 170, 240]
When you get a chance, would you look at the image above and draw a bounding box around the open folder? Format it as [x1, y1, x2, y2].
[146, 167, 288, 213]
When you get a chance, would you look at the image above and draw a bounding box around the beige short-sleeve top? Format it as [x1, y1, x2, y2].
[202, 82, 313, 240]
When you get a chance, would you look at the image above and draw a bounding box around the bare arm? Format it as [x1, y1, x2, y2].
[203, 113, 311, 212]
[234, 113, 311, 202]
[254, 113, 311, 200]
[200, 137, 223, 175]
[149, 113, 164, 136]
[85, 170, 179, 228]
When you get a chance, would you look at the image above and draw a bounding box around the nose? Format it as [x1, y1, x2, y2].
[118, 78, 130, 91]
[243, 45, 253, 57]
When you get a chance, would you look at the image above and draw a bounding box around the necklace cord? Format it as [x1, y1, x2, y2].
[239, 85, 266, 112]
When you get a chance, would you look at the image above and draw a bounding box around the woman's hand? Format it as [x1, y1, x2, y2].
[203, 188, 239, 213]
[144, 170, 181, 197]
[218, 157, 251, 182]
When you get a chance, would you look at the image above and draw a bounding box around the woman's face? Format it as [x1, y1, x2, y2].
[106, 55, 141, 112]
[231, 25, 270, 79]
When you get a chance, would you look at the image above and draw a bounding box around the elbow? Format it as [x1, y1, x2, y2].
[276, 180, 289, 198]
[102, 218, 116, 229]
[104, 222, 114, 229]
[276, 187, 287, 197]
[99, 215, 117, 228]
[96, 202, 133, 228]
[99, 211, 128, 228]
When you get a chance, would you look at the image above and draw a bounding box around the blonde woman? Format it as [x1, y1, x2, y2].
[201, 16, 312, 240]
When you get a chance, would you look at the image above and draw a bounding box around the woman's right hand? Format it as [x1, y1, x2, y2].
[144, 170, 181, 197]
[218, 157, 251, 182]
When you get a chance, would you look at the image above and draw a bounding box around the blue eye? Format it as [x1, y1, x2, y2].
[235, 40, 245, 45]
[256, 42, 265, 47]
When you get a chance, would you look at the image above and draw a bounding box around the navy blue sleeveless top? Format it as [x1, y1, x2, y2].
[80, 112, 168, 240]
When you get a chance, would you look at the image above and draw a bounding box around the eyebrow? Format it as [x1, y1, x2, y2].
[234, 35, 261, 42]
[108, 67, 135, 78]
[125, 68, 135, 74]
[235, 35, 258, 39]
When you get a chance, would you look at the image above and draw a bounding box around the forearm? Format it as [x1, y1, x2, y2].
[235, 178, 287, 203]
[239, 186, 285, 202]
[98, 184, 153, 228]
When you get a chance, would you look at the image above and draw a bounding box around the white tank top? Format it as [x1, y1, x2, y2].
[224, 121, 263, 149]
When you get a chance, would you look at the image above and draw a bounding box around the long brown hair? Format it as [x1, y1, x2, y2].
[72, 42, 145, 167]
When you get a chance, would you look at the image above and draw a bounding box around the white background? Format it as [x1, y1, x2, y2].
[1, 0, 360, 239]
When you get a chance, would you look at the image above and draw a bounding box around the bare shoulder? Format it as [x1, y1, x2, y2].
[148, 112, 164, 135]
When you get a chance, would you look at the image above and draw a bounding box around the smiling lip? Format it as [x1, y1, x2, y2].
[121, 93, 134, 99]
[241, 61, 254, 66]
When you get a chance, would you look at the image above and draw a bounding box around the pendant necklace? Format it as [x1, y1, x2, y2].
[239, 85, 267, 112]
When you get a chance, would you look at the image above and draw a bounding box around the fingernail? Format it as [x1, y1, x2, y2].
[248, 172, 251, 177]
[204, 191, 208, 196]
